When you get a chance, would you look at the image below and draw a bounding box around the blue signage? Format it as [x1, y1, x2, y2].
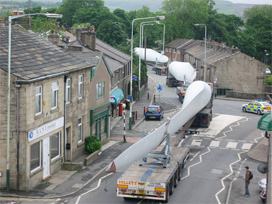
[132, 75, 138, 81]
[157, 84, 162, 92]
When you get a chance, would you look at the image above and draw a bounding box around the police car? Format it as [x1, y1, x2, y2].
[242, 100, 271, 115]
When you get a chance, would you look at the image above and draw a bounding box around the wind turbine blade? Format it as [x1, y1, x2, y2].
[167, 81, 212, 136]
[106, 123, 167, 173]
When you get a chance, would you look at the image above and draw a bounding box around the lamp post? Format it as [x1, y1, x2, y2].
[194, 24, 207, 82]
[138, 21, 159, 100]
[6, 12, 62, 191]
[122, 103, 126, 143]
[129, 16, 165, 130]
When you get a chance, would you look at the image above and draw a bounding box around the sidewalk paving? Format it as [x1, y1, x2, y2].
[0, 76, 269, 200]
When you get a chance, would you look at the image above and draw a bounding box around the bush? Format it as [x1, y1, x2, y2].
[265, 76, 272, 85]
[85, 136, 102, 154]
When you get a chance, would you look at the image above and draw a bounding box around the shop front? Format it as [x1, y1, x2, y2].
[110, 88, 124, 117]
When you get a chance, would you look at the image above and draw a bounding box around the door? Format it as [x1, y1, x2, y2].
[66, 126, 72, 162]
[43, 137, 50, 180]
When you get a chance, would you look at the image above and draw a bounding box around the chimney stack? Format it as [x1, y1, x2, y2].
[76, 25, 96, 50]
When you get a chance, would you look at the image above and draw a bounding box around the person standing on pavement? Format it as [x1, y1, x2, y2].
[244, 166, 251, 197]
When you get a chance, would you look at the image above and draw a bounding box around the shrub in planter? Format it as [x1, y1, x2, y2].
[85, 136, 102, 154]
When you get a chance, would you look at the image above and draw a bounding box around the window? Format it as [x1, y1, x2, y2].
[78, 117, 82, 142]
[50, 132, 60, 160]
[51, 82, 59, 109]
[96, 81, 105, 99]
[35, 86, 42, 115]
[66, 78, 71, 104]
[78, 75, 83, 99]
[30, 141, 41, 172]
[90, 68, 95, 80]
[165, 48, 168, 52]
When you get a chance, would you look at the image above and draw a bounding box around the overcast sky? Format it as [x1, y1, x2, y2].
[227, 0, 271, 4]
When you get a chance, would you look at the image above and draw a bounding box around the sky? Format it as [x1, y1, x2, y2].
[227, 0, 272, 4]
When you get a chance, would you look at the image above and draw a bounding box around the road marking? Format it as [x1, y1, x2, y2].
[210, 140, 220, 147]
[190, 151, 200, 161]
[181, 148, 210, 181]
[191, 139, 202, 146]
[75, 173, 113, 204]
[241, 143, 253, 150]
[215, 152, 248, 204]
[226, 142, 237, 149]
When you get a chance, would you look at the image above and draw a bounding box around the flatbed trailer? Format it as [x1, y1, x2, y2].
[117, 146, 189, 202]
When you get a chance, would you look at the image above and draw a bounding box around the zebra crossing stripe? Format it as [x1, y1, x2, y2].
[226, 142, 238, 149]
[210, 140, 220, 147]
[241, 143, 253, 150]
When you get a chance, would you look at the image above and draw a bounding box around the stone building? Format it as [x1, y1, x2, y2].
[0, 26, 112, 190]
[165, 39, 266, 96]
[71, 26, 131, 118]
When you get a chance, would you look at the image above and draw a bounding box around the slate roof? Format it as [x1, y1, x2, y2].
[184, 41, 240, 65]
[165, 39, 195, 49]
[0, 26, 94, 81]
[96, 38, 131, 65]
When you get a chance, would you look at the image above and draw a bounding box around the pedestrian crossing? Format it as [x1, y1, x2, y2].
[187, 138, 254, 151]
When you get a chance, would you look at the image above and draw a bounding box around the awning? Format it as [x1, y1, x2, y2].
[110, 88, 124, 104]
[257, 113, 272, 131]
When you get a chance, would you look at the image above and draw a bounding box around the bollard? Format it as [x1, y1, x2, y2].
[147, 92, 149, 100]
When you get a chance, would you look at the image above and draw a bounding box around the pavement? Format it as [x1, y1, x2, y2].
[0, 76, 269, 202]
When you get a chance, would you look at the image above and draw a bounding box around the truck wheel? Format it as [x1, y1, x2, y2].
[169, 178, 174, 195]
[178, 166, 181, 181]
[174, 172, 178, 188]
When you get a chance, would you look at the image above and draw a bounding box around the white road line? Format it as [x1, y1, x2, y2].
[191, 139, 202, 146]
[215, 152, 247, 204]
[181, 148, 210, 181]
[75, 173, 113, 204]
[226, 142, 238, 149]
[241, 143, 253, 150]
[210, 140, 220, 147]
[190, 151, 200, 161]
[217, 117, 248, 139]
[178, 139, 184, 147]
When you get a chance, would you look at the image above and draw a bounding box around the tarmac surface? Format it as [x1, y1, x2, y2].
[0, 75, 269, 203]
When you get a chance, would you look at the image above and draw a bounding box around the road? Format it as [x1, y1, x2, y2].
[7, 67, 267, 204]
[71, 68, 266, 204]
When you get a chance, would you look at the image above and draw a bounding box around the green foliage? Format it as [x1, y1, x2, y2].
[265, 76, 272, 86]
[31, 17, 59, 34]
[96, 20, 128, 47]
[24, 6, 42, 14]
[85, 136, 102, 154]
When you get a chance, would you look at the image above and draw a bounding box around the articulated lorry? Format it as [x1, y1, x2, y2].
[116, 144, 189, 202]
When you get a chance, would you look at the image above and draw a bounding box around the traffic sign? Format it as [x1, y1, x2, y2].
[157, 84, 162, 91]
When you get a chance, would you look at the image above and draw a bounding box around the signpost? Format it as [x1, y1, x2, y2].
[157, 84, 162, 104]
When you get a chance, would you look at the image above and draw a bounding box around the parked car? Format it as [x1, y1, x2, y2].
[145, 105, 164, 120]
[260, 189, 266, 203]
[266, 68, 271, 75]
[242, 100, 271, 115]
[258, 178, 267, 191]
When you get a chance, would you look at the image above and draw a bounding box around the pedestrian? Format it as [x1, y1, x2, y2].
[244, 166, 251, 197]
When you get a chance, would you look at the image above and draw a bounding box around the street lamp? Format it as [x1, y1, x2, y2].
[194, 24, 207, 82]
[122, 103, 126, 143]
[138, 21, 160, 100]
[129, 16, 165, 129]
[6, 12, 62, 191]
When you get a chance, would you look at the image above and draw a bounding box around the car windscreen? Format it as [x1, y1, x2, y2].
[261, 102, 271, 107]
[147, 107, 158, 113]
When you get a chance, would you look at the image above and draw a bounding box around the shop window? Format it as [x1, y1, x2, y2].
[66, 78, 71, 104]
[96, 81, 105, 99]
[50, 132, 60, 160]
[35, 86, 42, 115]
[30, 141, 41, 172]
[78, 117, 82, 143]
[78, 75, 83, 99]
[51, 82, 59, 109]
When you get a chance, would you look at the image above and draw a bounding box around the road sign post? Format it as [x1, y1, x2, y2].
[157, 84, 162, 105]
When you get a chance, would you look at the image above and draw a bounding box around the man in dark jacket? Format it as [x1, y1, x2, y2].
[244, 166, 251, 196]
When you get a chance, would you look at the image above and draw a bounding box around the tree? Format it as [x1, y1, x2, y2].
[57, 0, 104, 28]
[240, 5, 272, 63]
[96, 20, 128, 47]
